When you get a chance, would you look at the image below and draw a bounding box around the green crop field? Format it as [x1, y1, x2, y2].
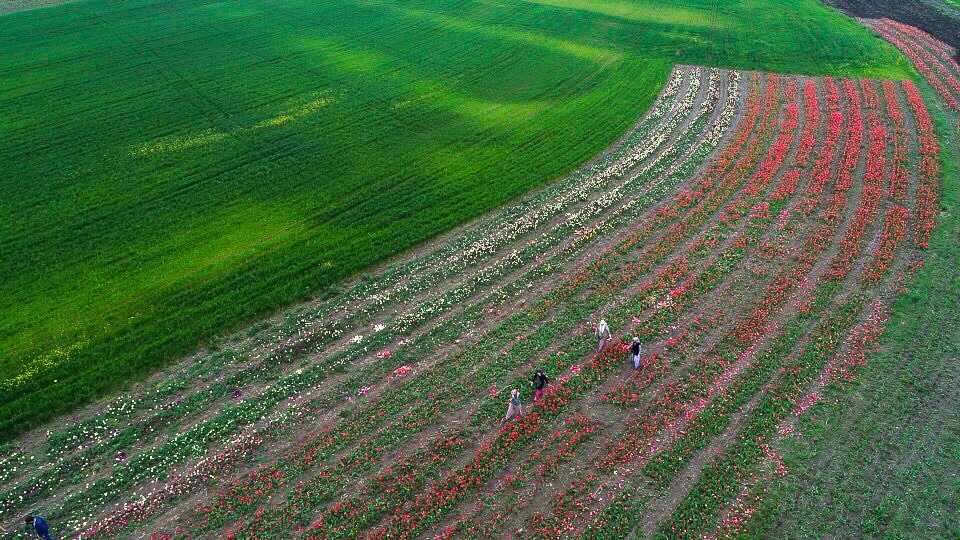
[0, 0, 912, 440]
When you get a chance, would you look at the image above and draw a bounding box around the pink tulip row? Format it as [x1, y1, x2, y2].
[800, 78, 843, 214]
[882, 80, 910, 203]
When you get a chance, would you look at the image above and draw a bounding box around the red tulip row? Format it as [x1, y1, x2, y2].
[903, 80, 941, 249]
[636, 79, 873, 485]
[881, 80, 910, 203]
[883, 17, 959, 62]
[868, 19, 960, 111]
[251, 430, 470, 540]
[800, 78, 843, 214]
[540, 74, 871, 530]
[549, 178, 816, 530]
[897, 20, 960, 96]
[578, 79, 811, 475]
[643, 90, 890, 475]
[703, 300, 887, 540]
[826, 90, 889, 281]
[601, 312, 724, 408]
[862, 205, 910, 286]
[357, 346, 629, 540]
[654, 79, 935, 539]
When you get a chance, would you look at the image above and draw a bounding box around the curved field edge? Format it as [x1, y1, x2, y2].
[0, 0, 913, 441]
[0, 67, 928, 534]
[0, 65, 743, 536]
[750, 69, 960, 538]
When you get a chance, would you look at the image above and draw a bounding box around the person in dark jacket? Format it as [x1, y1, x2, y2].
[25, 515, 55, 540]
[630, 337, 642, 370]
[531, 369, 550, 401]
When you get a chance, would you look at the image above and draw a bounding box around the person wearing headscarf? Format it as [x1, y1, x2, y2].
[595, 319, 612, 352]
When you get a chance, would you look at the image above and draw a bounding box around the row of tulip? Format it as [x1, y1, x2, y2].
[432, 413, 604, 539]
[866, 18, 960, 112]
[535, 72, 894, 534]
[655, 293, 865, 539]
[504, 74, 807, 535]
[903, 80, 941, 250]
[651, 78, 933, 539]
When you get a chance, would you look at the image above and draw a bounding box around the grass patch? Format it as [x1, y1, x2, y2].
[0, 0, 913, 440]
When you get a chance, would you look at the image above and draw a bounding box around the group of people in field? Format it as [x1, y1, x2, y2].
[501, 318, 642, 424]
[24, 317, 638, 539]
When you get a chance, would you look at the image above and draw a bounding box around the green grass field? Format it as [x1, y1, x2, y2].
[0, 0, 912, 440]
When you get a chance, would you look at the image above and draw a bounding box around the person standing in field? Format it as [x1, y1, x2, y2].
[501, 388, 523, 424]
[630, 337, 642, 370]
[595, 319, 612, 352]
[25, 515, 56, 540]
[531, 369, 550, 402]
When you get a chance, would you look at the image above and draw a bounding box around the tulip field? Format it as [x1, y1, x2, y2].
[864, 18, 960, 113]
[1, 59, 950, 538]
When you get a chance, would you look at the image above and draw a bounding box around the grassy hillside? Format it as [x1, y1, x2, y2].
[0, 0, 911, 440]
